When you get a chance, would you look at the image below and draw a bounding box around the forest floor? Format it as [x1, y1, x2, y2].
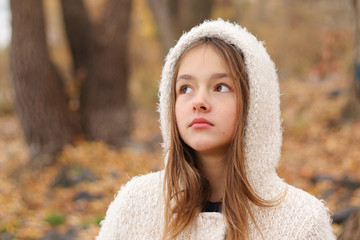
[0, 72, 359, 239]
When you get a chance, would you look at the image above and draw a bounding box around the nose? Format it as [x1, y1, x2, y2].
[193, 91, 210, 112]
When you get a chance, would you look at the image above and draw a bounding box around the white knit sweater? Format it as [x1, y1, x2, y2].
[96, 19, 336, 239]
[96, 171, 335, 239]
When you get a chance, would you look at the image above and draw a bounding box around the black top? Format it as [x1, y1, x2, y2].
[202, 201, 222, 213]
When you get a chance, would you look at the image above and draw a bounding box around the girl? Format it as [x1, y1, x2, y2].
[96, 19, 335, 239]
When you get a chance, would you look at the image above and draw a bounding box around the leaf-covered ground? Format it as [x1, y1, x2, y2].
[0, 72, 359, 239]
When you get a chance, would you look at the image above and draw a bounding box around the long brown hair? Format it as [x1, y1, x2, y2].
[162, 38, 275, 240]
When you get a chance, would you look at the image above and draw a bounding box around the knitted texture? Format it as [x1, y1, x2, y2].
[96, 19, 336, 239]
[96, 171, 335, 239]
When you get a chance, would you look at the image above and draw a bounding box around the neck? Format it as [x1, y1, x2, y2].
[196, 151, 226, 202]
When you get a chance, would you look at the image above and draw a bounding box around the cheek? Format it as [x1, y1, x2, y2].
[174, 102, 187, 141]
[223, 102, 238, 133]
[174, 101, 179, 123]
[174, 101, 183, 128]
[175, 97, 188, 117]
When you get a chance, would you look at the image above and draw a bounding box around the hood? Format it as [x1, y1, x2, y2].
[158, 19, 285, 198]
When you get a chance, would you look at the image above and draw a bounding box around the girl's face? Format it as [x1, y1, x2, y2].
[175, 45, 238, 157]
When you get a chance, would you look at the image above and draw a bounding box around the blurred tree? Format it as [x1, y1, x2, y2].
[10, 0, 77, 167]
[61, 0, 132, 147]
[61, 0, 91, 73]
[147, 0, 214, 53]
[344, 0, 360, 120]
[10, 0, 131, 167]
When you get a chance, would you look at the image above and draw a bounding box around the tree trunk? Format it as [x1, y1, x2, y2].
[353, 0, 360, 105]
[10, 0, 75, 166]
[60, 0, 92, 113]
[147, 0, 214, 53]
[79, 0, 132, 147]
[60, 0, 92, 73]
[344, 0, 360, 120]
[173, 0, 214, 36]
[147, 0, 175, 53]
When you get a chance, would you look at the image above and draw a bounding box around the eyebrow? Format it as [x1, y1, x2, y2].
[176, 73, 228, 82]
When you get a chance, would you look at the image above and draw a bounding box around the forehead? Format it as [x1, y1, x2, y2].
[177, 45, 228, 73]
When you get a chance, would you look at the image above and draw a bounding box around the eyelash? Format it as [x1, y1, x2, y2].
[179, 85, 191, 94]
[215, 83, 232, 92]
[177, 83, 232, 94]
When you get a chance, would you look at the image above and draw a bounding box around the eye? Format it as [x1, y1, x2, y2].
[215, 84, 231, 93]
[179, 85, 193, 94]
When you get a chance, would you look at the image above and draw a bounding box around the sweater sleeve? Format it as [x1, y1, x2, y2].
[95, 183, 130, 240]
[303, 201, 336, 240]
[95, 172, 164, 240]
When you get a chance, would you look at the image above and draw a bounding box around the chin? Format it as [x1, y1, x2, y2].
[191, 145, 226, 155]
[187, 141, 212, 151]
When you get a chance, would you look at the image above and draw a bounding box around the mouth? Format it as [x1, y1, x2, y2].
[189, 118, 213, 129]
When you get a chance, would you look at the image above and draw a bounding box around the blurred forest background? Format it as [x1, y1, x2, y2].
[0, 0, 359, 239]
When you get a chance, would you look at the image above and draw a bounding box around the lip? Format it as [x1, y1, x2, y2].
[189, 118, 213, 129]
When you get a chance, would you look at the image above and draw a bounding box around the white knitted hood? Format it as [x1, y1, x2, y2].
[158, 19, 285, 198]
